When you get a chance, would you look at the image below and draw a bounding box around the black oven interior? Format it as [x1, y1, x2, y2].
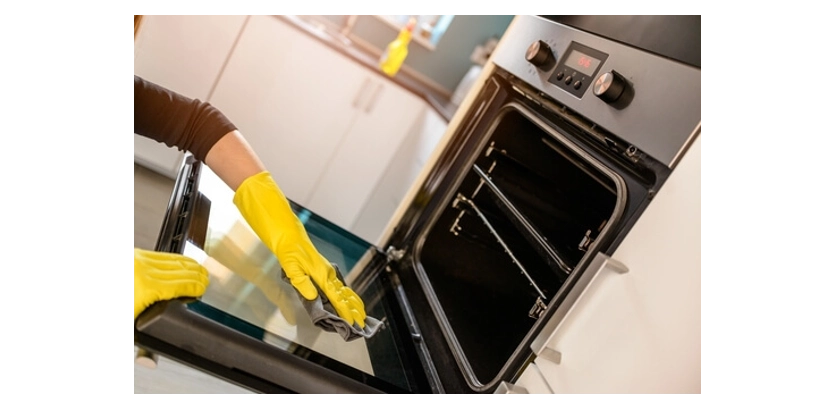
[418, 107, 620, 384]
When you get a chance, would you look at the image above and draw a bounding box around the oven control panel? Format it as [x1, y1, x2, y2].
[490, 15, 701, 168]
[547, 41, 608, 98]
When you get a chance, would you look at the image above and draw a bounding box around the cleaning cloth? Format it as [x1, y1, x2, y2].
[282, 264, 384, 341]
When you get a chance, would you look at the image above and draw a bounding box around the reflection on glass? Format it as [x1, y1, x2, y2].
[184, 167, 378, 375]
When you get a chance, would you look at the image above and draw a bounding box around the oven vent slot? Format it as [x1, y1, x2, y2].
[451, 192, 549, 319]
[471, 164, 573, 277]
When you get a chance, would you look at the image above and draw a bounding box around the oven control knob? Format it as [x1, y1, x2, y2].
[593, 70, 628, 103]
[525, 40, 551, 67]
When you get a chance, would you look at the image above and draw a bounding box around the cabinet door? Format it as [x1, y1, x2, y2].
[209, 16, 368, 205]
[349, 107, 447, 244]
[528, 135, 701, 393]
[134, 15, 246, 99]
[306, 73, 426, 232]
[134, 15, 246, 177]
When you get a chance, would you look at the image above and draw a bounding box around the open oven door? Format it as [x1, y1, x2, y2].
[134, 154, 441, 394]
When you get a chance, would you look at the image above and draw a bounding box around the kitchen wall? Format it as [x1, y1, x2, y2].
[318, 15, 515, 93]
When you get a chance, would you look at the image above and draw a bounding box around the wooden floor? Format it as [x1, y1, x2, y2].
[134, 163, 255, 394]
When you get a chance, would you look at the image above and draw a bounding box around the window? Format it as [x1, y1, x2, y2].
[377, 15, 454, 50]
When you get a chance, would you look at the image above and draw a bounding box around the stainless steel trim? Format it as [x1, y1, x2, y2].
[530, 252, 628, 358]
[669, 123, 702, 169]
[492, 15, 700, 167]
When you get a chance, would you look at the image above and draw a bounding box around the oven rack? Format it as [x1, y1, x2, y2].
[471, 164, 573, 278]
[451, 192, 549, 319]
[483, 141, 576, 200]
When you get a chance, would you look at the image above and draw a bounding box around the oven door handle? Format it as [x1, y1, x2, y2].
[529, 252, 628, 363]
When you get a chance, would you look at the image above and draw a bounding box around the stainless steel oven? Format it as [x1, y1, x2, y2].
[135, 15, 700, 393]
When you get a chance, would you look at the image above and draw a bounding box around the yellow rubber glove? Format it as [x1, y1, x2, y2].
[232, 171, 367, 328]
[134, 248, 209, 319]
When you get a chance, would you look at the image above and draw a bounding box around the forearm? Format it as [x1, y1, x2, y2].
[204, 130, 267, 191]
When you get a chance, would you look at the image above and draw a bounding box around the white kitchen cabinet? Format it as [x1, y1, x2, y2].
[209, 16, 429, 236]
[134, 15, 247, 178]
[212, 15, 366, 205]
[306, 72, 429, 236]
[350, 107, 448, 244]
[209, 16, 362, 205]
[520, 134, 701, 394]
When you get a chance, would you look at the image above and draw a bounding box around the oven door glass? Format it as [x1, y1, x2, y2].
[135, 159, 431, 394]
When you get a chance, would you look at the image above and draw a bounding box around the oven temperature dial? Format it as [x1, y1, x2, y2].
[525, 40, 551, 67]
[593, 70, 627, 103]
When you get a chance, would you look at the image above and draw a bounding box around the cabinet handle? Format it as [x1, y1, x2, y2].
[352, 78, 372, 109]
[530, 252, 628, 362]
[364, 83, 384, 113]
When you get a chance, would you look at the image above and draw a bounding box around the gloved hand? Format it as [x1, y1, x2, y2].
[232, 171, 367, 328]
[134, 248, 209, 319]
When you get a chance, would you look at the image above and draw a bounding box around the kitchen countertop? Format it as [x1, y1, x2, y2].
[276, 15, 458, 122]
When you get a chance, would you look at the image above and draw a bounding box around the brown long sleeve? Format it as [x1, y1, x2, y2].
[134, 75, 236, 162]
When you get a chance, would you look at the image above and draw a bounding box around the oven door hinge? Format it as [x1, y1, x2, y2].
[528, 297, 548, 319]
[578, 219, 608, 252]
[385, 246, 406, 263]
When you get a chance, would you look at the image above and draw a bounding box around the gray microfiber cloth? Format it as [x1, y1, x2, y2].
[281, 264, 384, 341]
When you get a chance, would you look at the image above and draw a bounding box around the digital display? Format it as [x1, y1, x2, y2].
[565, 50, 601, 76]
[549, 42, 608, 98]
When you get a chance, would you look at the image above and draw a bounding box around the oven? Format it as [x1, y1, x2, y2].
[135, 15, 700, 393]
